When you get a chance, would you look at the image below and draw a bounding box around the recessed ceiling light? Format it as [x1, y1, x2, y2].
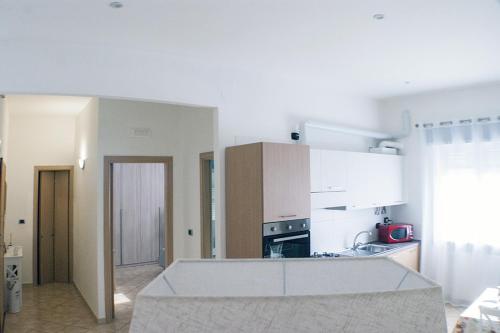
[373, 13, 385, 20]
[109, 1, 123, 9]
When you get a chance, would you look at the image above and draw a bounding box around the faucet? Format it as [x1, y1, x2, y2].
[352, 230, 373, 250]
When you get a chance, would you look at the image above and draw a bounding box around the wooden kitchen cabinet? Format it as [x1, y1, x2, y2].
[388, 244, 420, 272]
[226, 142, 310, 258]
[262, 143, 310, 222]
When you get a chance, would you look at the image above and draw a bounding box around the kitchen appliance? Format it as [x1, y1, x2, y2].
[263, 219, 310, 258]
[311, 252, 340, 258]
[377, 223, 414, 243]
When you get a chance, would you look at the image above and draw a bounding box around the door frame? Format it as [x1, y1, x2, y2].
[103, 156, 173, 322]
[32, 165, 74, 285]
[199, 152, 214, 258]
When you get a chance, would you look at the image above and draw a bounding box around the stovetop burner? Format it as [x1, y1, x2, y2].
[310, 252, 340, 258]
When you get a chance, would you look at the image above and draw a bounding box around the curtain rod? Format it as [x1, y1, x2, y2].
[415, 116, 500, 128]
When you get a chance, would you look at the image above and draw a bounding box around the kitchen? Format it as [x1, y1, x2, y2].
[131, 136, 444, 332]
[131, 111, 500, 331]
[225, 137, 418, 271]
[3, 1, 500, 332]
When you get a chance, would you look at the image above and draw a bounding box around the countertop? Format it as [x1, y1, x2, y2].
[334, 240, 420, 257]
[131, 257, 446, 333]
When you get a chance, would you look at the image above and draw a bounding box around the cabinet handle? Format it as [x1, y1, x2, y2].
[279, 214, 297, 218]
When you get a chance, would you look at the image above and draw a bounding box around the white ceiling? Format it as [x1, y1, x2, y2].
[1, 0, 500, 98]
[6, 95, 91, 116]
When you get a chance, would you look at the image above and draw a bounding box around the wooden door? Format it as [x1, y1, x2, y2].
[262, 143, 311, 223]
[38, 170, 70, 284]
[53, 171, 70, 282]
[138, 163, 163, 264]
[0, 160, 6, 331]
[200, 153, 215, 259]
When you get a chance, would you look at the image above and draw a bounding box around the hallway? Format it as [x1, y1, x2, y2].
[4, 265, 162, 332]
[4, 284, 125, 332]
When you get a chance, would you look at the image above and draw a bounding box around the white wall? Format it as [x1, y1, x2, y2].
[378, 82, 500, 239]
[0, 44, 383, 319]
[0, 97, 9, 159]
[97, 99, 214, 265]
[4, 109, 76, 283]
[73, 97, 100, 317]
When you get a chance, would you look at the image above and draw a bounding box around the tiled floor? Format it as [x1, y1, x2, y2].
[113, 264, 164, 323]
[4, 264, 163, 333]
[4, 265, 466, 333]
[445, 303, 466, 333]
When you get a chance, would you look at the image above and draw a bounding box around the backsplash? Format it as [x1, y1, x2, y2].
[310, 208, 390, 253]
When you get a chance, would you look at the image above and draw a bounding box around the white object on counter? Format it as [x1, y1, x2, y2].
[130, 257, 446, 333]
[4, 246, 23, 313]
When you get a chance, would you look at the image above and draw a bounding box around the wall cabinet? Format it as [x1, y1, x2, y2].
[311, 149, 404, 209]
[226, 142, 310, 258]
[310, 149, 348, 193]
[388, 245, 420, 272]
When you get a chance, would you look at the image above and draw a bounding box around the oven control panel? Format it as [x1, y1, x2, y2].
[263, 218, 310, 237]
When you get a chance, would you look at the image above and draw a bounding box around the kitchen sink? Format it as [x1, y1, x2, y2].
[356, 244, 392, 254]
[335, 244, 393, 257]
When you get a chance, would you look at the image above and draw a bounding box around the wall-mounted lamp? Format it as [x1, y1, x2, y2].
[78, 158, 86, 170]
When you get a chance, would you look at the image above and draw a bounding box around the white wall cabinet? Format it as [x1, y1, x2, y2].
[310, 149, 348, 193]
[311, 150, 404, 210]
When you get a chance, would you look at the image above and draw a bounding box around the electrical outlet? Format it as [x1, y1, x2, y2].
[188, 229, 193, 236]
[19, 219, 25, 224]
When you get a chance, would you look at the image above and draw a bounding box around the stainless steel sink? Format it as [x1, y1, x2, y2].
[357, 244, 392, 254]
[335, 244, 392, 257]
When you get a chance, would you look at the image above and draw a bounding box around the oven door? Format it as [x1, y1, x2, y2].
[263, 231, 310, 258]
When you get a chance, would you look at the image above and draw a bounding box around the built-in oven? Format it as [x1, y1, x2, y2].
[263, 219, 310, 258]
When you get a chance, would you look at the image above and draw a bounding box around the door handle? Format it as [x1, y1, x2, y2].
[273, 234, 309, 243]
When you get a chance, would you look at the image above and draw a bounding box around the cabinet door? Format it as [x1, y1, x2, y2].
[383, 155, 404, 205]
[347, 152, 381, 209]
[310, 149, 322, 193]
[263, 143, 311, 222]
[321, 150, 348, 192]
[347, 153, 404, 209]
[389, 246, 420, 272]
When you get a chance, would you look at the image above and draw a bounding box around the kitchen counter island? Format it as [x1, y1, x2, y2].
[130, 257, 445, 333]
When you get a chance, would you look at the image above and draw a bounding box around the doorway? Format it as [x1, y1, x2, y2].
[200, 152, 215, 258]
[104, 156, 173, 322]
[33, 166, 74, 285]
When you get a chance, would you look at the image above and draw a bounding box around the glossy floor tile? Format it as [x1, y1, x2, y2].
[114, 264, 163, 324]
[4, 264, 163, 333]
[445, 303, 466, 333]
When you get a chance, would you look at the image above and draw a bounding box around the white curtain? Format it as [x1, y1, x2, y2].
[420, 120, 500, 306]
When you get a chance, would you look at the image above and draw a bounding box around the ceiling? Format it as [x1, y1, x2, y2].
[6, 95, 91, 116]
[1, 0, 500, 98]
